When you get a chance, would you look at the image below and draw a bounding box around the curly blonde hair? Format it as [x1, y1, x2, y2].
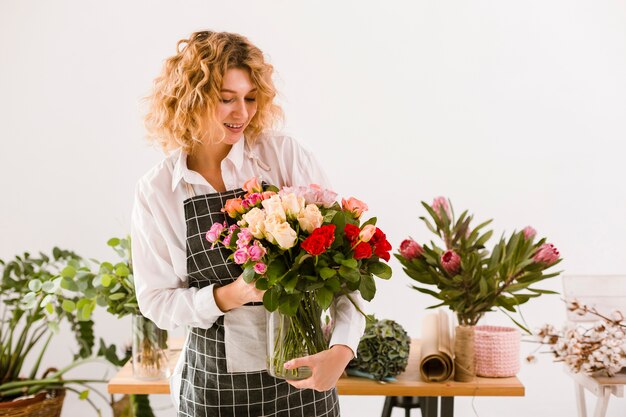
[144, 31, 282, 154]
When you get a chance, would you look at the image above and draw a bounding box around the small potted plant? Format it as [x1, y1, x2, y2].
[396, 197, 562, 380]
[0, 249, 113, 416]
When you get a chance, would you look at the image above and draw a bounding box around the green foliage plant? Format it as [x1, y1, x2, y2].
[396, 198, 562, 332]
[348, 316, 411, 380]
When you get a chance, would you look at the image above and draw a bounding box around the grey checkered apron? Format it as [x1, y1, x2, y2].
[178, 186, 341, 417]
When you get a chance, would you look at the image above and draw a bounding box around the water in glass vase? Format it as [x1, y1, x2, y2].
[266, 292, 328, 380]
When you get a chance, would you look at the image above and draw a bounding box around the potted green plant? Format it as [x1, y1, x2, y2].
[396, 197, 562, 380]
[0, 249, 112, 415]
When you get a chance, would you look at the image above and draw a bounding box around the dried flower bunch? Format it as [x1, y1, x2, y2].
[530, 300, 626, 376]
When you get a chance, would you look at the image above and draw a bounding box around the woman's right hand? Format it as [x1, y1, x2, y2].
[214, 275, 265, 312]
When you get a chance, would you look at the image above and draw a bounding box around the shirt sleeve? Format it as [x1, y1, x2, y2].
[131, 181, 225, 331]
[280, 136, 366, 357]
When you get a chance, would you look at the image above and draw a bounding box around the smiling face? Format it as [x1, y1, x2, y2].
[215, 67, 258, 144]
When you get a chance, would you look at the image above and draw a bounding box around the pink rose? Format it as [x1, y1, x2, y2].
[223, 233, 232, 247]
[205, 222, 226, 244]
[233, 248, 249, 265]
[399, 238, 424, 261]
[359, 224, 376, 243]
[236, 228, 253, 248]
[248, 242, 266, 261]
[342, 197, 368, 219]
[441, 250, 461, 274]
[253, 262, 267, 275]
[533, 243, 560, 265]
[432, 196, 451, 220]
[242, 193, 263, 209]
[243, 177, 263, 194]
[281, 184, 338, 208]
[523, 226, 537, 240]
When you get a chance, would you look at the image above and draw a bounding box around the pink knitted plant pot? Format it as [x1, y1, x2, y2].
[474, 325, 521, 377]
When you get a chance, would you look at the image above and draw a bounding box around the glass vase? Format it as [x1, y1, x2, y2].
[266, 292, 328, 380]
[132, 314, 169, 380]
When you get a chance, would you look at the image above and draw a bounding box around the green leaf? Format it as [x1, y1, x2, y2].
[109, 293, 126, 300]
[341, 258, 358, 269]
[263, 285, 281, 311]
[28, 279, 42, 292]
[242, 265, 256, 283]
[101, 274, 113, 287]
[369, 262, 392, 279]
[42, 281, 56, 293]
[282, 273, 299, 294]
[339, 265, 360, 282]
[115, 264, 130, 277]
[319, 267, 336, 279]
[324, 277, 341, 293]
[266, 259, 287, 281]
[107, 238, 120, 247]
[255, 278, 269, 290]
[61, 277, 78, 291]
[79, 389, 89, 400]
[45, 303, 54, 314]
[316, 287, 333, 309]
[359, 274, 376, 301]
[62, 299, 76, 312]
[361, 217, 377, 227]
[61, 266, 76, 279]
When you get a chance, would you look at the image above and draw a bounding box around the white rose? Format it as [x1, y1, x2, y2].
[297, 204, 323, 234]
[241, 207, 266, 239]
[261, 195, 286, 222]
[264, 214, 297, 249]
[281, 193, 305, 219]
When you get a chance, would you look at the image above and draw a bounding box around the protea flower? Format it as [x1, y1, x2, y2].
[441, 250, 461, 274]
[533, 243, 560, 265]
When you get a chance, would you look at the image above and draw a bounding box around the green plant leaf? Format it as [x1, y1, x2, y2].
[107, 238, 121, 247]
[359, 274, 376, 301]
[319, 267, 336, 279]
[263, 285, 281, 311]
[339, 265, 360, 282]
[61, 265, 76, 279]
[369, 262, 392, 279]
[62, 299, 76, 312]
[242, 265, 256, 283]
[28, 279, 42, 292]
[316, 287, 333, 309]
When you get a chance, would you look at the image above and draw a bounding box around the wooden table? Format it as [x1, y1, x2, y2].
[108, 339, 524, 417]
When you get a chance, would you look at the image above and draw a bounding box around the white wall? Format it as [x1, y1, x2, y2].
[1, 1, 625, 416]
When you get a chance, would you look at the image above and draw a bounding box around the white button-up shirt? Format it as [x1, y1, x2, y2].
[130, 132, 366, 357]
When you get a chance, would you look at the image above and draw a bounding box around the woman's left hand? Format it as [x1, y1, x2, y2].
[284, 345, 354, 392]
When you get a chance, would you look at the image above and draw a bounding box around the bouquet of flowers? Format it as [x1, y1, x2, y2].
[396, 197, 562, 330]
[529, 301, 626, 376]
[206, 178, 392, 379]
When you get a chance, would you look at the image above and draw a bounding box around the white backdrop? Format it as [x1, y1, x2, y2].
[1, 1, 625, 416]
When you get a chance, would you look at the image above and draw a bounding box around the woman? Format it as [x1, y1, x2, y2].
[131, 30, 365, 416]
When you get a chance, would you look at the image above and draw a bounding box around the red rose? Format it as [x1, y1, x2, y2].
[369, 227, 392, 261]
[344, 224, 360, 243]
[302, 233, 326, 255]
[302, 225, 336, 255]
[370, 228, 386, 246]
[318, 224, 336, 247]
[354, 242, 373, 259]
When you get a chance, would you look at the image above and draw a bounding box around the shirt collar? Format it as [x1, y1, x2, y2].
[170, 137, 246, 192]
